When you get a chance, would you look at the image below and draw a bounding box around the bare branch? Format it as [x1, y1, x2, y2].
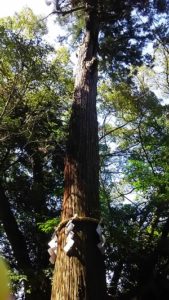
[99, 121, 131, 141]
[41, 5, 85, 21]
[138, 123, 156, 176]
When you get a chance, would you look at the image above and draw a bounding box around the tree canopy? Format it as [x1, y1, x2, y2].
[0, 8, 73, 299]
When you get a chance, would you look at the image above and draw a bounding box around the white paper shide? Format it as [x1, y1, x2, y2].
[96, 224, 106, 254]
[64, 220, 75, 254]
[48, 235, 57, 264]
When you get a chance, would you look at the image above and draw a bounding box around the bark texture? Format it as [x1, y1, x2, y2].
[51, 1, 107, 299]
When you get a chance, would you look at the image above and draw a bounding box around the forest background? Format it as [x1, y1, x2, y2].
[0, 0, 169, 299]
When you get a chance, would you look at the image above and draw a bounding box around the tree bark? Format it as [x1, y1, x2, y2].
[51, 1, 107, 299]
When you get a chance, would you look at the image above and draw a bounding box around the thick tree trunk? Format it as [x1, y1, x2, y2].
[51, 1, 107, 299]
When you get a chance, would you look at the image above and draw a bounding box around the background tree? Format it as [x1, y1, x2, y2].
[98, 70, 169, 299]
[0, 8, 73, 299]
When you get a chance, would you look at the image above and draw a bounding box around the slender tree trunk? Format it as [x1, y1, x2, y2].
[51, 1, 107, 299]
[0, 183, 31, 271]
[0, 183, 51, 300]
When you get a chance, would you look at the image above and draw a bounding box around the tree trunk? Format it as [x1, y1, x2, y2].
[0, 183, 31, 271]
[51, 1, 107, 299]
[0, 183, 51, 300]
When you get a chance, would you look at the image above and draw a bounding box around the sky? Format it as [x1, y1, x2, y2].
[0, 0, 65, 45]
[0, 0, 51, 17]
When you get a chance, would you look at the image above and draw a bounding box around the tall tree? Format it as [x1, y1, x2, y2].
[50, 0, 168, 299]
[51, 1, 107, 299]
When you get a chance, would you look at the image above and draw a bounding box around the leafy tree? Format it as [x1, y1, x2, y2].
[98, 74, 169, 299]
[0, 9, 73, 299]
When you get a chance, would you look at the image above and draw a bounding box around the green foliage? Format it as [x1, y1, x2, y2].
[0, 8, 73, 299]
[54, 0, 169, 77]
[38, 217, 60, 233]
[9, 269, 27, 296]
[0, 7, 47, 38]
[99, 73, 169, 298]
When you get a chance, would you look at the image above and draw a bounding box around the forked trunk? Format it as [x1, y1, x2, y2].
[51, 1, 107, 299]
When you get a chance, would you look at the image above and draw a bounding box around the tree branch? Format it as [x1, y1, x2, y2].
[41, 5, 85, 21]
[138, 123, 156, 176]
[99, 121, 131, 141]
